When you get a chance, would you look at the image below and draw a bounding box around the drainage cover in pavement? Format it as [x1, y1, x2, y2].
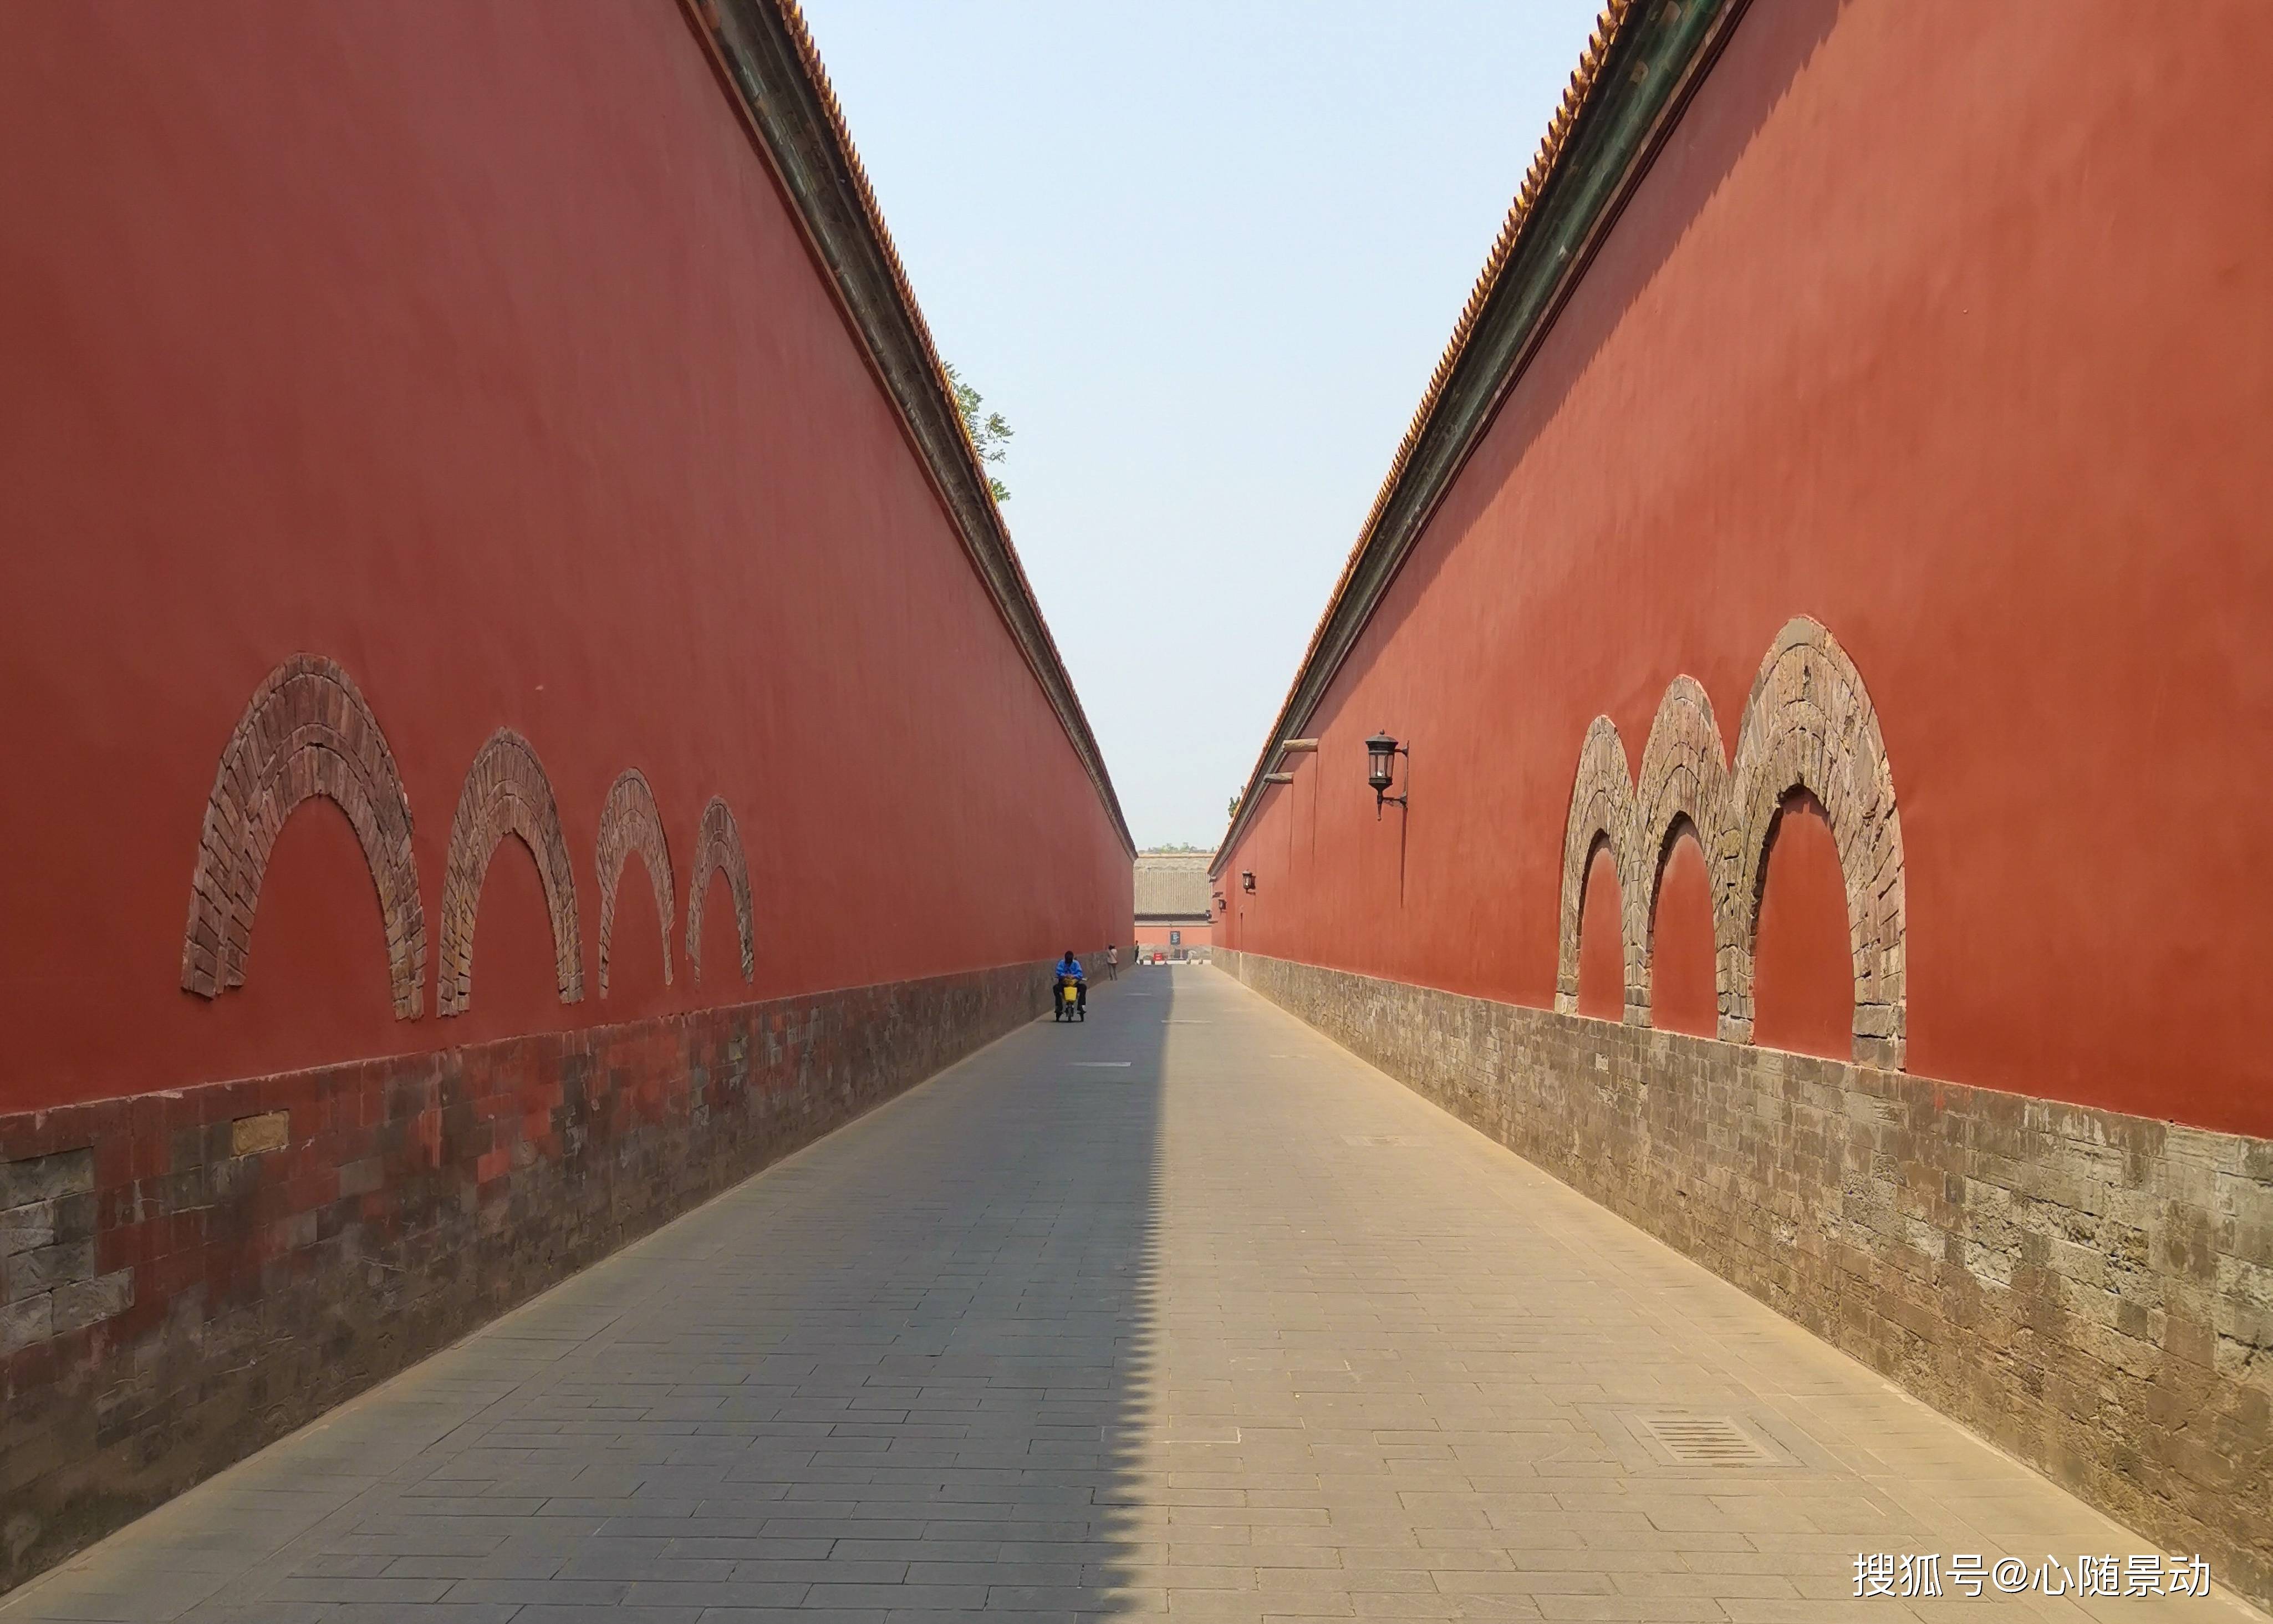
[1632, 1414, 1779, 1465]
[1342, 1134, 1424, 1146]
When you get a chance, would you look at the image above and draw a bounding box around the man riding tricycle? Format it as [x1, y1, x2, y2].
[1052, 950, 1087, 1022]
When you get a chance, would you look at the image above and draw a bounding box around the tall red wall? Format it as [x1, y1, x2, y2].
[1217, 0, 2273, 1138]
[0, 2, 1130, 1112]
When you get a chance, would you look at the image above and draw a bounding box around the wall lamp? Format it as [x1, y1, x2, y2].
[1240, 870, 1256, 893]
[1365, 731, 1409, 818]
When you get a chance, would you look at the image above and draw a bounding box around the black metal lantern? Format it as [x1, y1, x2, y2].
[1240, 870, 1256, 894]
[1365, 732, 1407, 817]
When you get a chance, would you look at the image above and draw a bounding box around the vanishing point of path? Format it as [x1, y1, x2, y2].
[8, 969, 2253, 1624]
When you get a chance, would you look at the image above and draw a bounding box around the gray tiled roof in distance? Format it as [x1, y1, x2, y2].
[1134, 853, 1214, 919]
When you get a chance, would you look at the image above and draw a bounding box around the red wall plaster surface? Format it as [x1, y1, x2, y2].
[0, 3, 1129, 1111]
[1647, 834, 1719, 1043]
[1749, 796, 1855, 1062]
[1575, 848, 1623, 1023]
[1134, 925, 1214, 949]
[1218, 0, 2273, 1136]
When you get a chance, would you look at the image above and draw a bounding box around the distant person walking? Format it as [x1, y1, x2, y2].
[1107, 944, 1118, 979]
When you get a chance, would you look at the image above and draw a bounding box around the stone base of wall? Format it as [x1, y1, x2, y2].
[1215, 949, 2273, 1612]
[0, 955, 1094, 1595]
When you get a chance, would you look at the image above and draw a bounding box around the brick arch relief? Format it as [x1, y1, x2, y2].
[686, 796, 755, 984]
[436, 729, 584, 1016]
[1553, 618, 1905, 1068]
[595, 769, 675, 997]
[181, 654, 426, 1018]
[1553, 717, 1639, 1017]
[1724, 617, 1904, 1066]
[1630, 676, 1734, 1030]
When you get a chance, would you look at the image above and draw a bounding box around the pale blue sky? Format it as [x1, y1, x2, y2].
[799, 2, 1607, 848]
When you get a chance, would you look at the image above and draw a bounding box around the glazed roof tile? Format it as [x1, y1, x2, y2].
[689, 0, 1134, 855]
[1210, 0, 1749, 877]
[1287, 2, 1631, 731]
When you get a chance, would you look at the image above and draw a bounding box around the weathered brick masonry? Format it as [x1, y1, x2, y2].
[1217, 948, 2273, 1610]
[0, 954, 1102, 1594]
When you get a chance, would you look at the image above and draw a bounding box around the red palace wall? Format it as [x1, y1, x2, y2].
[1217, 0, 2273, 1141]
[1212, 9, 2272, 1589]
[0, 3, 1128, 1585]
[0, 2, 1129, 1111]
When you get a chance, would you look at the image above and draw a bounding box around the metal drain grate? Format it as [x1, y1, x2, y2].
[1342, 1134, 1423, 1146]
[1634, 1415, 1776, 1465]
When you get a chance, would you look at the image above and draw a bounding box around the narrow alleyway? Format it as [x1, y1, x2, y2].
[5, 970, 2239, 1623]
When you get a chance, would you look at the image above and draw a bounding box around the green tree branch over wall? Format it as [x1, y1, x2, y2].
[945, 363, 1013, 502]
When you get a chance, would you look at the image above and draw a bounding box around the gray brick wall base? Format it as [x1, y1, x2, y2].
[1, 951, 1107, 1598]
[1215, 948, 2273, 1612]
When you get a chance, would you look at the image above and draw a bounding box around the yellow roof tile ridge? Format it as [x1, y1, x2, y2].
[1280, 1, 1632, 713]
[772, 1, 999, 496]
[768, 0, 1098, 806]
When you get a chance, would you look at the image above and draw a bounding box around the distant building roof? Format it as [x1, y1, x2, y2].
[1134, 852, 1214, 921]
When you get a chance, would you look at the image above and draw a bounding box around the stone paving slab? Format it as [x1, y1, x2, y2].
[3, 967, 2259, 1623]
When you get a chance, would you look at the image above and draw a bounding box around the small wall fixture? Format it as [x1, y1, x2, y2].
[1240, 870, 1256, 893]
[1366, 731, 1408, 817]
[1280, 738, 1319, 753]
[1262, 772, 1295, 785]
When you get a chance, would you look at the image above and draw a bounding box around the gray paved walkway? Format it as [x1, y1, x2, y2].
[6, 968, 2256, 1624]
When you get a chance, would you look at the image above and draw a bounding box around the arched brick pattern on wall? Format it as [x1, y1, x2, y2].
[1725, 617, 1905, 1067]
[435, 730, 583, 1017]
[1632, 676, 1733, 1029]
[1553, 618, 1905, 1067]
[594, 769, 674, 998]
[180, 654, 425, 1019]
[1554, 717, 1638, 1016]
[686, 796, 755, 984]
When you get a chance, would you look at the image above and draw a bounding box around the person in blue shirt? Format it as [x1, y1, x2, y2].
[1054, 950, 1087, 1014]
